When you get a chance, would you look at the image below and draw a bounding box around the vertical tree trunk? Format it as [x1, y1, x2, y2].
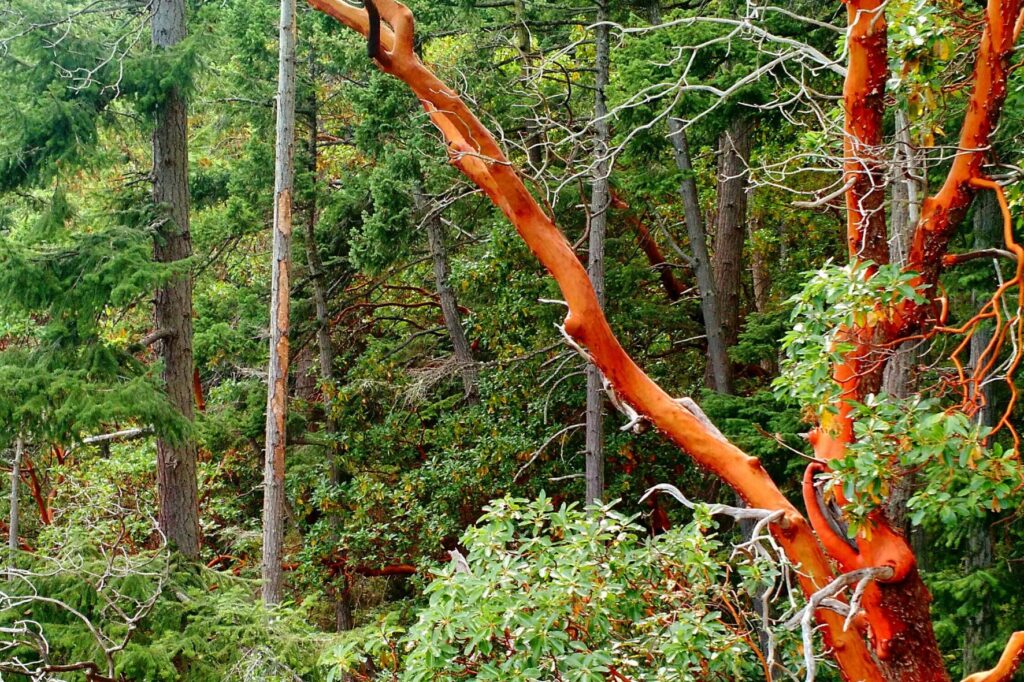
[667, 119, 731, 394]
[883, 109, 922, 535]
[302, 56, 355, 632]
[512, 0, 544, 169]
[584, 0, 610, 505]
[962, 189, 998, 675]
[747, 216, 771, 315]
[417, 194, 479, 402]
[152, 0, 199, 559]
[8, 437, 22, 554]
[262, 0, 297, 606]
[711, 117, 753, 351]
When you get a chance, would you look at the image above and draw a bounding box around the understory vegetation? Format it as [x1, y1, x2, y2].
[2, 0, 1023, 680]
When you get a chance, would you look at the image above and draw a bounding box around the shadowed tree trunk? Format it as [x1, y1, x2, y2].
[416, 193, 479, 403]
[512, 0, 544, 169]
[747, 216, 771, 315]
[610, 192, 684, 301]
[302, 59, 355, 631]
[711, 117, 753, 351]
[962, 189, 998, 675]
[152, 0, 199, 559]
[262, 0, 297, 605]
[668, 119, 731, 394]
[584, 0, 610, 505]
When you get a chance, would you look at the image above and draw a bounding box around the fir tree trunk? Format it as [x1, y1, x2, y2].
[417, 193, 479, 403]
[152, 0, 200, 559]
[302, 58, 355, 632]
[711, 117, 752, 351]
[262, 0, 297, 605]
[883, 110, 922, 532]
[584, 0, 610, 505]
[962, 189, 998, 674]
[668, 119, 731, 394]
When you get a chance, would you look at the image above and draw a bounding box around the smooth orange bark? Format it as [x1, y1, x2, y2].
[308, 1, 885, 678]
[843, 0, 889, 266]
[962, 632, 1024, 682]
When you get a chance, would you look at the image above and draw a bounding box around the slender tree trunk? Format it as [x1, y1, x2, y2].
[962, 189, 998, 674]
[652, 0, 729, 395]
[584, 0, 610, 505]
[668, 119, 731, 394]
[711, 117, 753, 351]
[417, 193, 479, 402]
[301, 54, 355, 632]
[747, 216, 771, 315]
[512, 0, 544, 169]
[884, 109, 922, 534]
[8, 437, 22, 554]
[152, 0, 199, 559]
[262, 0, 297, 606]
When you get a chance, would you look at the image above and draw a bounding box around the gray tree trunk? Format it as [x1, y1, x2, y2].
[584, 0, 611, 505]
[417, 195, 479, 403]
[962, 189, 998, 675]
[883, 108, 923, 533]
[668, 119, 731, 394]
[711, 117, 753, 352]
[152, 0, 200, 559]
[8, 437, 22, 554]
[262, 0, 297, 606]
[301, 72, 355, 631]
[512, 0, 544, 169]
[747, 216, 771, 315]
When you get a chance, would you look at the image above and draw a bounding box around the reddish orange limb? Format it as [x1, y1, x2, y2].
[962, 632, 1024, 682]
[308, 1, 886, 678]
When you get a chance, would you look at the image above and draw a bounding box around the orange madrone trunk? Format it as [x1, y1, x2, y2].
[308, 0, 1023, 680]
[809, 0, 1023, 679]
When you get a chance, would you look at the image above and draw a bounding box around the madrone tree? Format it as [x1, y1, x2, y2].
[307, 0, 1024, 680]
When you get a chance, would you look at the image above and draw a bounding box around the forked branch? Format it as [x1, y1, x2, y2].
[308, 0, 885, 678]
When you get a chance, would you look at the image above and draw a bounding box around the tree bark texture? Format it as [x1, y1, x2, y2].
[262, 0, 297, 606]
[307, 2, 885, 676]
[962, 188, 999, 675]
[711, 117, 752, 351]
[307, 0, 1024, 678]
[418, 196, 479, 403]
[668, 118, 732, 394]
[584, 0, 610, 505]
[152, 0, 200, 559]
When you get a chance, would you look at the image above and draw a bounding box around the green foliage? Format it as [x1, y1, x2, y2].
[1, 543, 328, 681]
[825, 395, 1022, 532]
[323, 495, 785, 681]
[774, 261, 926, 411]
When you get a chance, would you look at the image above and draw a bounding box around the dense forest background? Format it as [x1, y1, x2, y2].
[1, 0, 1023, 680]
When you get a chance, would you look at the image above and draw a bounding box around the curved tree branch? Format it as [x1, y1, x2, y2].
[307, 0, 886, 678]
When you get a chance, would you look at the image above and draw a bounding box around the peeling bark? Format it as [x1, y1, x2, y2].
[262, 0, 297, 605]
[306, 1, 887, 677]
